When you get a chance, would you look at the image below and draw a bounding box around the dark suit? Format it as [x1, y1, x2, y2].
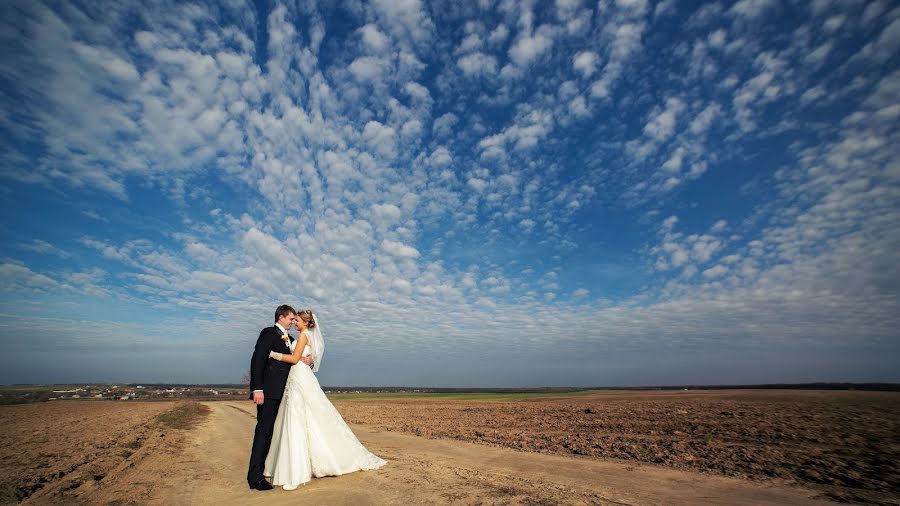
[247, 325, 293, 485]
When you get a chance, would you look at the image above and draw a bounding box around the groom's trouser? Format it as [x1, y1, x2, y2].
[247, 397, 282, 484]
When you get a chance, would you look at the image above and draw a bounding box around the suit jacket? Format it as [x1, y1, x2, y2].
[249, 326, 294, 400]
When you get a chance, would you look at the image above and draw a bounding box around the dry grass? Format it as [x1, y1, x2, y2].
[155, 401, 210, 430]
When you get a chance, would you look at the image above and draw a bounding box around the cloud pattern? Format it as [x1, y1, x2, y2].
[0, 0, 898, 386]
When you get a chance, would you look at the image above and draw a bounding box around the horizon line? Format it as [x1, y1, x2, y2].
[4, 381, 899, 390]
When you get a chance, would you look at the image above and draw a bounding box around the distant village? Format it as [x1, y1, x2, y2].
[0, 384, 248, 404]
[49, 385, 247, 401]
[0, 384, 433, 404]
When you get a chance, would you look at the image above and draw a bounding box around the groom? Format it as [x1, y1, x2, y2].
[247, 304, 314, 491]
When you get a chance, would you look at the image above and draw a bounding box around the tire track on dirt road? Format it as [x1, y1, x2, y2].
[148, 402, 831, 505]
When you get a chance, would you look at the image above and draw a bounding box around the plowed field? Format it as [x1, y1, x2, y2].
[334, 390, 900, 505]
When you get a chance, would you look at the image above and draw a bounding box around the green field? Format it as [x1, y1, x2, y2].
[325, 390, 602, 401]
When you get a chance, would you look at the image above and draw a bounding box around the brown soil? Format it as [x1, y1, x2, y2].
[333, 390, 900, 505]
[159, 401, 830, 505]
[1, 390, 895, 505]
[0, 400, 207, 505]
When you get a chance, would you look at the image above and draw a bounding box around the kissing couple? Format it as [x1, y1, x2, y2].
[246, 305, 386, 491]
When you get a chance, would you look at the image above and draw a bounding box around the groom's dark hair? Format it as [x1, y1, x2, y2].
[275, 304, 296, 323]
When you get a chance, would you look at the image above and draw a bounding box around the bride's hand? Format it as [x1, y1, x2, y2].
[269, 351, 284, 361]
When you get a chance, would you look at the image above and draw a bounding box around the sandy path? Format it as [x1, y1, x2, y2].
[154, 402, 831, 505]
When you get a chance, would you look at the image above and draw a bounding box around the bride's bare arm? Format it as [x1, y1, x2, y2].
[269, 333, 309, 365]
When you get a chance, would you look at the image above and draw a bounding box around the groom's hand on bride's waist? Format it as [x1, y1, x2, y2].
[300, 356, 314, 367]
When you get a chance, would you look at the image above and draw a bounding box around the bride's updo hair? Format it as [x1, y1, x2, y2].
[296, 309, 316, 329]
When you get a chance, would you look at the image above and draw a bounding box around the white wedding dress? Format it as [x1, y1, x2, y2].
[264, 338, 385, 490]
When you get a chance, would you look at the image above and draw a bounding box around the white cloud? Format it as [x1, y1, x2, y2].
[732, 69, 779, 131]
[381, 239, 420, 258]
[398, 119, 422, 138]
[800, 85, 826, 105]
[573, 51, 599, 77]
[702, 265, 728, 278]
[432, 112, 459, 138]
[568, 95, 589, 117]
[242, 227, 305, 282]
[403, 81, 431, 102]
[185, 271, 235, 292]
[616, 0, 648, 15]
[359, 24, 390, 53]
[467, 177, 488, 192]
[362, 120, 398, 158]
[823, 15, 846, 33]
[555, 0, 582, 19]
[662, 147, 684, 172]
[661, 176, 680, 191]
[689, 103, 720, 134]
[591, 21, 645, 99]
[71, 42, 140, 83]
[805, 42, 833, 68]
[691, 236, 721, 263]
[457, 52, 498, 76]
[456, 33, 483, 54]
[370, 0, 434, 42]
[644, 98, 685, 141]
[185, 242, 217, 262]
[730, 0, 776, 19]
[429, 146, 453, 166]
[80, 238, 133, 263]
[508, 28, 554, 67]
[20, 239, 71, 258]
[370, 203, 403, 226]
[861, 2, 888, 27]
[0, 262, 62, 291]
[708, 29, 726, 48]
[559, 80, 578, 100]
[488, 24, 509, 45]
[478, 108, 554, 156]
[348, 56, 388, 81]
[853, 17, 900, 63]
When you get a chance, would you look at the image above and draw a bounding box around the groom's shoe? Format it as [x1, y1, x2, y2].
[249, 479, 273, 491]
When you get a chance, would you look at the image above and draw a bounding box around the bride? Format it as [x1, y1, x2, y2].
[264, 309, 386, 490]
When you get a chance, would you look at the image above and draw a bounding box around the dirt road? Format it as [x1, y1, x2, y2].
[147, 402, 830, 505]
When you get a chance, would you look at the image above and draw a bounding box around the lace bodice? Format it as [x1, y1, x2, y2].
[298, 330, 313, 357]
[289, 340, 312, 357]
[288, 330, 313, 357]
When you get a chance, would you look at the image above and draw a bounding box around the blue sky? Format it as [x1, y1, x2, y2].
[0, 0, 898, 386]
